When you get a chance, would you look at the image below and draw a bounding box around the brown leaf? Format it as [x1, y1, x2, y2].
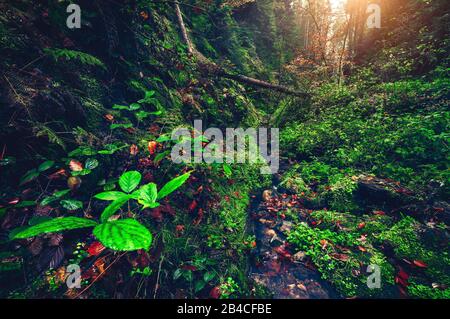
[331, 253, 349, 261]
[129, 144, 139, 156]
[147, 141, 157, 155]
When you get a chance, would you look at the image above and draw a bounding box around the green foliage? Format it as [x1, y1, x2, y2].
[19, 160, 55, 185]
[95, 170, 191, 221]
[157, 172, 191, 200]
[287, 222, 395, 297]
[408, 282, 450, 299]
[119, 171, 142, 193]
[12, 217, 97, 239]
[44, 48, 106, 70]
[93, 219, 152, 251]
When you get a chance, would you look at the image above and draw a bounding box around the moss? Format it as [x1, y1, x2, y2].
[408, 282, 450, 299]
[287, 221, 396, 297]
[377, 216, 450, 286]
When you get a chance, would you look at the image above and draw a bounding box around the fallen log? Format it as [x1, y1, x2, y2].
[174, 2, 309, 97]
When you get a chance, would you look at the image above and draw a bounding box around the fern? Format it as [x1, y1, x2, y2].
[44, 48, 106, 70]
[33, 123, 66, 150]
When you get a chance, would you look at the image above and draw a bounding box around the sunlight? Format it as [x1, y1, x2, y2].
[329, 0, 347, 9]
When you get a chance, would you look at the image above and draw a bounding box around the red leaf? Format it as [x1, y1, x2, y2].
[87, 241, 105, 257]
[8, 198, 20, 205]
[69, 159, 83, 172]
[398, 269, 409, 281]
[357, 222, 366, 229]
[188, 200, 197, 212]
[48, 168, 68, 180]
[274, 246, 292, 259]
[193, 208, 204, 226]
[373, 210, 385, 215]
[150, 207, 163, 222]
[209, 286, 221, 299]
[395, 276, 409, 287]
[181, 265, 197, 271]
[147, 141, 157, 155]
[413, 260, 427, 268]
[104, 114, 114, 122]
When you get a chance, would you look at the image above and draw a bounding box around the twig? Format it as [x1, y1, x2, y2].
[153, 254, 164, 299]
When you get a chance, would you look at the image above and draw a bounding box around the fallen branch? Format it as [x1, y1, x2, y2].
[173, 2, 309, 97]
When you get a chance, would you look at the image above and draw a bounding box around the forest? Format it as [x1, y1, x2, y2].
[0, 0, 449, 300]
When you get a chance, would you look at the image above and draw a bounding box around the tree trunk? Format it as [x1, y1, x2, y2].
[173, 2, 309, 97]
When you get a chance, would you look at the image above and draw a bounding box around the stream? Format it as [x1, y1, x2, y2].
[248, 181, 340, 299]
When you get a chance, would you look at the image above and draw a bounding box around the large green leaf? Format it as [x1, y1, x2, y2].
[137, 183, 159, 209]
[93, 219, 152, 251]
[95, 191, 127, 201]
[119, 171, 141, 193]
[157, 171, 191, 200]
[13, 217, 97, 239]
[100, 194, 130, 223]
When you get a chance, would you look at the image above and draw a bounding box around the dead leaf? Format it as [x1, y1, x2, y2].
[147, 141, 157, 155]
[69, 159, 83, 172]
[413, 260, 427, 268]
[104, 114, 114, 122]
[87, 241, 105, 257]
[130, 144, 139, 156]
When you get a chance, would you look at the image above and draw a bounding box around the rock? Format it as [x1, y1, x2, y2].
[262, 189, 272, 202]
[269, 235, 284, 247]
[265, 229, 276, 237]
[279, 221, 293, 233]
[292, 251, 306, 262]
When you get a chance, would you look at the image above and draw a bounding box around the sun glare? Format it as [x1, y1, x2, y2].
[329, 0, 347, 9]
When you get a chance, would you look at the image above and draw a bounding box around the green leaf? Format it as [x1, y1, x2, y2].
[112, 104, 130, 110]
[40, 189, 70, 206]
[95, 191, 127, 201]
[100, 195, 130, 222]
[157, 171, 191, 200]
[195, 280, 206, 293]
[68, 146, 97, 157]
[154, 151, 169, 164]
[20, 169, 39, 185]
[71, 168, 91, 176]
[119, 171, 141, 193]
[137, 183, 158, 209]
[156, 135, 171, 143]
[110, 123, 133, 130]
[93, 219, 152, 251]
[14, 201, 36, 208]
[85, 158, 99, 170]
[135, 110, 151, 121]
[129, 103, 141, 111]
[222, 163, 232, 177]
[28, 216, 52, 226]
[203, 271, 216, 282]
[13, 217, 97, 239]
[60, 199, 83, 211]
[38, 160, 55, 172]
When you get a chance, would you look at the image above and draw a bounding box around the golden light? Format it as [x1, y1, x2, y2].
[329, 0, 347, 9]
